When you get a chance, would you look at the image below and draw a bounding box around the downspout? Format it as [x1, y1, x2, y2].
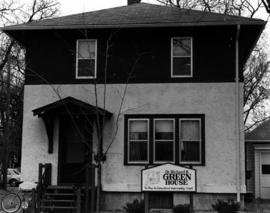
[235, 24, 241, 203]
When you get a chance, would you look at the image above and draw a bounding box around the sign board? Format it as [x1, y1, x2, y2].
[141, 163, 196, 192]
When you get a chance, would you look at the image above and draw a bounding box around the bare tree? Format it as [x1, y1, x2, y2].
[156, 0, 264, 16]
[0, 0, 59, 188]
[262, 0, 270, 13]
[244, 42, 270, 131]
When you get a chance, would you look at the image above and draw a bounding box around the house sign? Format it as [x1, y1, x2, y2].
[141, 163, 196, 192]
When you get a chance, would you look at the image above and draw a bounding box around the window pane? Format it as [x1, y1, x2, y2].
[155, 141, 174, 161]
[173, 58, 191, 76]
[129, 141, 148, 161]
[262, 165, 270, 174]
[78, 40, 96, 59]
[129, 120, 148, 140]
[155, 120, 173, 140]
[78, 59, 95, 77]
[181, 141, 200, 162]
[173, 38, 191, 57]
[180, 120, 200, 140]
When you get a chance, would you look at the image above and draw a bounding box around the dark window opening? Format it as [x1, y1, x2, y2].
[262, 165, 270, 174]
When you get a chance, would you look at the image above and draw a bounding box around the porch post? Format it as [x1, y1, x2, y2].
[91, 165, 95, 213]
[85, 164, 90, 213]
[76, 187, 81, 213]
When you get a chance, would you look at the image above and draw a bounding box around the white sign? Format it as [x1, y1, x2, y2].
[141, 164, 196, 192]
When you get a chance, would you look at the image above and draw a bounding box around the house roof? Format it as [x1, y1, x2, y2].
[32, 96, 112, 118]
[2, 3, 266, 31]
[245, 119, 270, 141]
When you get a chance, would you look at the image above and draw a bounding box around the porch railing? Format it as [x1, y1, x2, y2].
[32, 163, 96, 213]
[36, 163, 52, 212]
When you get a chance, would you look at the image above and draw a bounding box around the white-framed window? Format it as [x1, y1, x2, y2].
[171, 37, 193, 78]
[76, 39, 97, 79]
[127, 119, 149, 163]
[154, 119, 175, 163]
[179, 119, 201, 164]
[125, 115, 204, 165]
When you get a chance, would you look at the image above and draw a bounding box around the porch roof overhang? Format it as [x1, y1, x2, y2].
[32, 96, 113, 118]
[32, 97, 113, 154]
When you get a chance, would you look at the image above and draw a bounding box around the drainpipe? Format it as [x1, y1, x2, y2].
[235, 24, 241, 203]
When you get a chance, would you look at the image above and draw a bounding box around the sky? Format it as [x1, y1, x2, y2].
[57, 0, 154, 15]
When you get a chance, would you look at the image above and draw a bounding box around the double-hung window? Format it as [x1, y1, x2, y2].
[127, 119, 149, 163]
[179, 119, 201, 164]
[171, 37, 193, 78]
[76, 39, 97, 79]
[154, 119, 174, 163]
[125, 115, 204, 165]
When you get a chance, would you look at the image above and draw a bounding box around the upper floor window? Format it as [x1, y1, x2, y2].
[171, 37, 193, 78]
[76, 39, 97, 79]
[125, 114, 204, 165]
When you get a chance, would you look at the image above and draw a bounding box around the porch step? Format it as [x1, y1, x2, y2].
[39, 185, 78, 212]
[41, 199, 75, 203]
[47, 185, 74, 190]
[40, 206, 76, 209]
[45, 192, 75, 196]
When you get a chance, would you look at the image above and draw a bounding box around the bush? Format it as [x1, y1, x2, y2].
[123, 199, 144, 213]
[212, 199, 240, 213]
[173, 204, 190, 213]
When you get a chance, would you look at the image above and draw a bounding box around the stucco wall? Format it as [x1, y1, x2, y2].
[21, 83, 245, 193]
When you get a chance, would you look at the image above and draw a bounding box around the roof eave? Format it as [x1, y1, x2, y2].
[2, 21, 266, 31]
[240, 21, 267, 67]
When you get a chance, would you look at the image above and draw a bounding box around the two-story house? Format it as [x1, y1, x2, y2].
[2, 0, 265, 212]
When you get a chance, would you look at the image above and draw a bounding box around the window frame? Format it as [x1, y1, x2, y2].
[76, 39, 97, 79]
[127, 118, 150, 164]
[124, 114, 205, 166]
[153, 118, 175, 164]
[171, 37, 193, 78]
[179, 118, 202, 164]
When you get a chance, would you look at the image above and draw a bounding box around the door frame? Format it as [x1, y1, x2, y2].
[57, 115, 93, 185]
[254, 145, 270, 198]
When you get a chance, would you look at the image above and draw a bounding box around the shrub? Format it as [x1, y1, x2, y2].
[212, 199, 240, 213]
[123, 199, 144, 213]
[173, 204, 190, 213]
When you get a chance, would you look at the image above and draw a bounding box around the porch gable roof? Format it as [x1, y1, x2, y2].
[32, 96, 112, 154]
[32, 96, 112, 118]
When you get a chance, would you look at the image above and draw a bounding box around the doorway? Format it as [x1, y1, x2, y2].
[260, 152, 270, 199]
[58, 115, 93, 185]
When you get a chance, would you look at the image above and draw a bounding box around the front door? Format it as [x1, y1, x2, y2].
[260, 152, 270, 199]
[58, 116, 93, 185]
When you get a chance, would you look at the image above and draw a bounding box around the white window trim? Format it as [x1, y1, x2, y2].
[171, 37, 193, 78]
[179, 118, 201, 164]
[127, 118, 150, 164]
[153, 118, 175, 164]
[76, 39, 97, 79]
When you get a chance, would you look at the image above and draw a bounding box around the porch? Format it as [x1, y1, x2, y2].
[31, 163, 96, 213]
